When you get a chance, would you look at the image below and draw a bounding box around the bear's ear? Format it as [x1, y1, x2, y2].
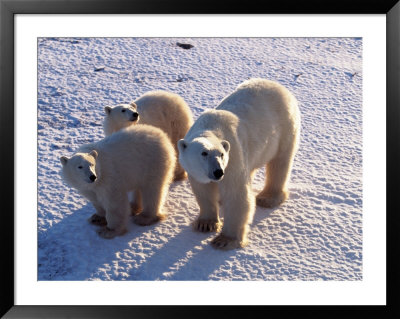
[104, 106, 112, 115]
[89, 150, 98, 159]
[177, 139, 187, 153]
[221, 140, 230, 152]
[60, 156, 68, 166]
[130, 101, 137, 109]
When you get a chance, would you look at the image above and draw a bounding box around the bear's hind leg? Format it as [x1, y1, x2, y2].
[173, 163, 188, 182]
[189, 176, 221, 232]
[130, 190, 142, 216]
[256, 149, 295, 208]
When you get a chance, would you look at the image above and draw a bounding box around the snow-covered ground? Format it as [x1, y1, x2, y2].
[37, 37, 362, 281]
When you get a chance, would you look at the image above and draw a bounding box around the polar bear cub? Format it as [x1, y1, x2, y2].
[103, 90, 193, 181]
[60, 125, 176, 239]
[178, 78, 300, 250]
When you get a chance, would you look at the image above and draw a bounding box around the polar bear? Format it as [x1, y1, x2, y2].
[178, 78, 300, 250]
[103, 90, 193, 181]
[60, 125, 176, 239]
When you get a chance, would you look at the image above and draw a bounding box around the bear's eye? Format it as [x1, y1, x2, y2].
[201, 152, 208, 157]
[78, 166, 83, 169]
[122, 109, 126, 113]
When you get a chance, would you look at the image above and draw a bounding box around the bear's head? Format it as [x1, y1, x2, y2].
[60, 150, 99, 188]
[104, 102, 139, 132]
[178, 136, 230, 184]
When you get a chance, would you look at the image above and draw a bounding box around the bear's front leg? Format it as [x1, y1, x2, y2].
[97, 193, 129, 239]
[211, 183, 255, 250]
[133, 181, 167, 226]
[80, 189, 107, 226]
[188, 176, 222, 232]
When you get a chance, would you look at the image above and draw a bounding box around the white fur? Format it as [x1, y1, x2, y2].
[178, 135, 230, 184]
[103, 90, 193, 181]
[60, 125, 176, 239]
[178, 78, 301, 249]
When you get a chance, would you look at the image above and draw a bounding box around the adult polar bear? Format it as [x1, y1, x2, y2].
[178, 78, 300, 249]
[103, 91, 193, 181]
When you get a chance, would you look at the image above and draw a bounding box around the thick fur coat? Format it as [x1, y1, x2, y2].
[178, 78, 300, 249]
[103, 90, 193, 181]
[61, 125, 176, 238]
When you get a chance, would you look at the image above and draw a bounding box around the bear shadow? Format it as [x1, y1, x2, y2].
[38, 199, 278, 281]
[129, 225, 238, 280]
[251, 205, 277, 227]
[38, 202, 148, 281]
[129, 205, 278, 281]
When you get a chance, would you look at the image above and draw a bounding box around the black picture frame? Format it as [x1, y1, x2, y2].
[1, 0, 399, 318]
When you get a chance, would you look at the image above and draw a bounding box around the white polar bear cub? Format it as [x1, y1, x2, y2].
[60, 125, 176, 239]
[103, 90, 193, 181]
[178, 78, 300, 250]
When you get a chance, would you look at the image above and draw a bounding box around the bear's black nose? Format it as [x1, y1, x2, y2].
[90, 175, 97, 182]
[213, 169, 224, 179]
[130, 112, 139, 121]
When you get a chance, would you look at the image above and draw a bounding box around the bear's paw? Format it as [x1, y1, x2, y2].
[97, 227, 126, 239]
[133, 212, 166, 226]
[192, 218, 222, 233]
[210, 234, 247, 250]
[256, 190, 288, 208]
[88, 213, 107, 226]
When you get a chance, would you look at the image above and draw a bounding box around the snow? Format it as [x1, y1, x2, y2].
[37, 37, 362, 281]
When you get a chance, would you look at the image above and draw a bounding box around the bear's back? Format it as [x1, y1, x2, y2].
[103, 124, 171, 154]
[135, 91, 193, 131]
[217, 78, 297, 119]
[216, 78, 300, 169]
[95, 125, 175, 180]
